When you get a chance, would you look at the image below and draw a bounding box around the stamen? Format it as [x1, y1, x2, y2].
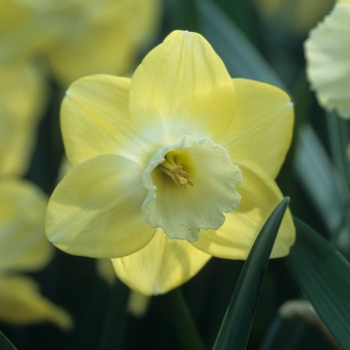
[159, 158, 194, 189]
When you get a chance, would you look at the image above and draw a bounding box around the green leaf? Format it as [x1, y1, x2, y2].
[163, 289, 206, 350]
[213, 197, 290, 350]
[197, 0, 286, 89]
[0, 331, 17, 350]
[287, 218, 350, 349]
[295, 125, 346, 234]
[99, 279, 130, 350]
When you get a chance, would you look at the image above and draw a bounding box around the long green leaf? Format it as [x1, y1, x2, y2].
[0, 331, 17, 350]
[213, 197, 290, 350]
[295, 125, 346, 233]
[287, 218, 350, 349]
[197, 0, 286, 89]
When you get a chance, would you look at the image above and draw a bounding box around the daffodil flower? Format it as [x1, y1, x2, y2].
[0, 179, 73, 329]
[305, 0, 350, 119]
[46, 30, 295, 295]
[0, 0, 161, 86]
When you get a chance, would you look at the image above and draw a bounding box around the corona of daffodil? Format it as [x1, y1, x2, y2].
[46, 30, 295, 296]
[305, 0, 350, 119]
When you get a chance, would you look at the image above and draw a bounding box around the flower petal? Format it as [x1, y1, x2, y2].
[112, 229, 211, 296]
[193, 159, 295, 259]
[47, 22, 134, 86]
[0, 0, 54, 62]
[129, 30, 236, 143]
[305, 2, 350, 118]
[0, 179, 52, 272]
[142, 135, 242, 241]
[0, 61, 47, 176]
[46, 154, 156, 258]
[219, 79, 294, 179]
[0, 275, 73, 330]
[61, 75, 153, 167]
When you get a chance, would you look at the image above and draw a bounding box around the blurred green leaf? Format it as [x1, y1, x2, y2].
[213, 197, 289, 350]
[0, 331, 17, 350]
[164, 289, 206, 350]
[99, 279, 130, 350]
[197, 0, 286, 89]
[295, 125, 347, 234]
[287, 218, 350, 349]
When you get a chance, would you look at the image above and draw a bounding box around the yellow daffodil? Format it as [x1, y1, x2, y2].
[305, 0, 350, 119]
[254, 0, 334, 35]
[46, 30, 295, 296]
[0, 0, 161, 86]
[0, 61, 47, 176]
[0, 179, 73, 329]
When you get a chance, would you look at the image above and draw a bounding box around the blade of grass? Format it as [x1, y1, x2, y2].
[164, 288, 207, 350]
[213, 197, 290, 350]
[0, 331, 17, 350]
[286, 218, 350, 349]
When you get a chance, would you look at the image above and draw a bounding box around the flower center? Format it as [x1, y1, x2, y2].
[141, 135, 242, 242]
[158, 157, 194, 189]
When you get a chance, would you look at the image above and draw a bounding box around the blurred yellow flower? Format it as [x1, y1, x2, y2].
[254, 0, 334, 35]
[0, 0, 161, 86]
[0, 179, 72, 329]
[305, 0, 350, 118]
[46, 30, 295, 295]
[0, 61, 47, 176]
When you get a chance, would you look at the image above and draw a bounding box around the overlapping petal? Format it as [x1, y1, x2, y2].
[193, 159, 295, 259]
[0, 179, 52, 271]
[0, 275, 73, 330]
[305, 1, 350, 118]
[61, 75, 153, 167]
[129, 30, 236, 144]
[46, 154, 156, 258]
[219, 79, 294, 179]
[112, 229, 211, 296]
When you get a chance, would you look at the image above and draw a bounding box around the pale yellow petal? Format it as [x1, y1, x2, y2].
[46, 0, 161, 85]
[219, 79, 294, 179]
[46, 154, 156, 258]
[129, 30, 236, 144]
[0, 0, 62, 64]
[127, 291, 151, 317]
[339, 0, 350, 6]
[47, 22, 134, 86]
[0, 179, 52, 272]
[112, 229, 211, 296]
[61, 75, 153, 167]
[193, 160, 295, 259]
[0, 275, 73, 330]
[305, 2, 350, 118]
[0, 61, 47, 176]
[96, 259, 116, 286]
